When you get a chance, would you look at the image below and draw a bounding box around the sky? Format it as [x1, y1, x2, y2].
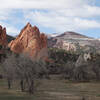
[0, 0, 100, 38]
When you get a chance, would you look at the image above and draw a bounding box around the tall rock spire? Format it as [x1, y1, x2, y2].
[0, 25, 8, 46]
[8, 23, 48, 60]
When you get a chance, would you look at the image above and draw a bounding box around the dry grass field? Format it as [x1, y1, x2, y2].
[0, 75, 100, 100]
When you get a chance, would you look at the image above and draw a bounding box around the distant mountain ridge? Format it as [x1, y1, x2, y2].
[48, 31, 100, 53]
[56, 31, 89, 39]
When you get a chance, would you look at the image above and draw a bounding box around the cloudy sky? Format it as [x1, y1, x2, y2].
[0, 0, 100, 38]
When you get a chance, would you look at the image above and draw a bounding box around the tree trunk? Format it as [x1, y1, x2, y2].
[20, 80, 24, 92]
[7, 79, 11, 89]
[29, 80, 34, 94]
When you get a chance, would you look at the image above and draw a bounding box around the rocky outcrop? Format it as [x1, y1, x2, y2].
[62, 41, 76, 51]
[0, 25, 8, 46]
[49, 39, 76, 52]
[9, 23, 48, 60]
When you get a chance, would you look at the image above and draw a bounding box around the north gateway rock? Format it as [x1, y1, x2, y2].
[9, 23, 48, 60]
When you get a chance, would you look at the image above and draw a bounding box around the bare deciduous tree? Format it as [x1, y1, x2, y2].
[2, 53, 17, 89]
[2, 53, 49, 94]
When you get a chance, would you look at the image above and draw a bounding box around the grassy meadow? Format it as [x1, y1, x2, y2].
[0, 75, 100, 100]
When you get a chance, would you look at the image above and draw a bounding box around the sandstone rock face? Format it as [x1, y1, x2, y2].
[9, 23, 48, 60]
[0, 25, 8, 46]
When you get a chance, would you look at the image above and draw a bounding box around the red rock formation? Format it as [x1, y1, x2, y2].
[0, 25, 8, 46]
[8, 23, 48, 60]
